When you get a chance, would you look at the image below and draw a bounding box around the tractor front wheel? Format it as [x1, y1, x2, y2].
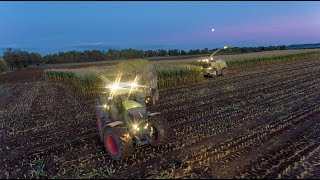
[149, 116, 171, 146]
[103, 127, 133, 160]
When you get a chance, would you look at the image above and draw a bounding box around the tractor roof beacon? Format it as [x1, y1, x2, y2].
[95, 62, 171, 160]
[197, 46, 230, 77]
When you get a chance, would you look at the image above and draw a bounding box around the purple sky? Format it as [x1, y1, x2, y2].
[0, 1, 320, 55]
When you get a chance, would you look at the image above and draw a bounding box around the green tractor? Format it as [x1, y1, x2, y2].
[197, 46, 231, 77]
[95, 63, 170, 160]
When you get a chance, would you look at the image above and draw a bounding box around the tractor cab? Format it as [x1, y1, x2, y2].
[106, 91, 146, 122]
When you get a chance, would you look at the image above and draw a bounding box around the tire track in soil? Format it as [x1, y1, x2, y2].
[216, 115, 320, 179]
[0, 81, 97, 179]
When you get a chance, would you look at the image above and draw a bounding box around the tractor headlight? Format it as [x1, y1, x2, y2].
[208, 67, 212, 70]
[133, 124, 140, 131]
[145, 97, 151, 103]
[144, 123, 148, 129]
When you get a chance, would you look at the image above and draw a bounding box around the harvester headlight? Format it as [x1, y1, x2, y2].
[131, 82, 137, 88]
[111, 84, 119, 91]
[133, 124, 138, 130]
[137, 127, 140, 131]
[208, 67, 212, 70]
[144, 123, 148, 129]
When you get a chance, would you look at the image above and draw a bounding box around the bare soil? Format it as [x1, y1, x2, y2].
[1, 57, 320, 179]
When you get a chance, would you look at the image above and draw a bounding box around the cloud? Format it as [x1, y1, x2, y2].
[0, 43, 17, 48]
[40, 34, 64, 41]
[69, 41, 123, 48]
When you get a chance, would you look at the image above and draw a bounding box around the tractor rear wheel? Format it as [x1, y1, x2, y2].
[103, 126, 133, 160]
[149, 116, 171, 146]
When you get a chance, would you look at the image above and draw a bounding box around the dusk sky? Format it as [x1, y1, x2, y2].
[1, 1, 320, 55]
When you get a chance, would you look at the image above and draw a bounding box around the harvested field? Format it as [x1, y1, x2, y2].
[1, 56, 320, 179]
[0, 62, 116, 84]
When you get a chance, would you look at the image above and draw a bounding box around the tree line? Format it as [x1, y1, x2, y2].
[3, 48, 43, 70]
[2, 45, 287, 69]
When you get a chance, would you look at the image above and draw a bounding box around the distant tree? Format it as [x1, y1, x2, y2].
[158, 49, 168, 56]
[201, 48, 209, 54]
[168, 49, 180, 56]
[280, 45, 286, 50]
[19, 51, 30, 68]
[29, 52, 43, 65]
[111, 50, 121, 59]
[0, 58, 8, 72]
[3, 48, 15, 70]
[7, 44, 290, 65]
[144, 50, 154, 57]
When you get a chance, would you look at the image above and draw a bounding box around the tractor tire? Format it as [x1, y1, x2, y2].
[149, 116, 171, 146]
[221, 68, 228, 76]
[103, 126, 133, 160]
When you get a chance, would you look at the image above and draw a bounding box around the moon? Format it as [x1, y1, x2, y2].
[211, 28, 215, 32]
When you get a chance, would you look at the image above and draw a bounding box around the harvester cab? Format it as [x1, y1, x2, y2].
[197, 46, 230, 77]
[95, 62, 170, 160]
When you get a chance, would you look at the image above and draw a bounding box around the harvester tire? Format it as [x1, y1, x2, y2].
[103, 126, 133, 160]
[221, 68, 228, 76]
[211, 68, 218, 77]
[149, 116, 171, 146]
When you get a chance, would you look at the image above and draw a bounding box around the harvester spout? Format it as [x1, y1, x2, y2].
[209, 46, 230, 60]
[209, 48, 223, 60]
